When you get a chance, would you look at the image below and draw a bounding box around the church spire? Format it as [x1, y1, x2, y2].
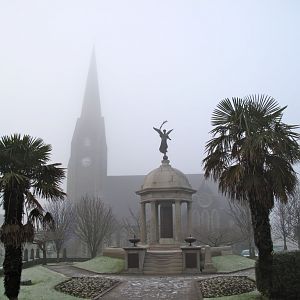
[81, 48, 102, 119]
[67, 47, 107, 202]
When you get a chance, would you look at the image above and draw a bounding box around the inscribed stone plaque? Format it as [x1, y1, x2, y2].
[185, 253, 197, 268]
[160, 204, 173, 238]
[128, 253, 139, 268]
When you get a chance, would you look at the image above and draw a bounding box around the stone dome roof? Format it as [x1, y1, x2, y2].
[140, 159, 193, 191]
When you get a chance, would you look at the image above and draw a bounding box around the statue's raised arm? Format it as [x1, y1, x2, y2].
[153, 121, 173, 159]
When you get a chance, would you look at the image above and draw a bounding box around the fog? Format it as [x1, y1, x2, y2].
[1, 0, 300, 186]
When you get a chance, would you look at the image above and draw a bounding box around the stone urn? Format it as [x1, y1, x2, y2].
[184, 234, 196, 246]
[128, 235, 140, 247]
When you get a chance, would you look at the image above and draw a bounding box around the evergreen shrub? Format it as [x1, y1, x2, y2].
[256, 251, 300, 299]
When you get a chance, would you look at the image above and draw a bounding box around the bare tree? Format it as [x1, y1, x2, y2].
[45, 199, 74, 260]
[122, 207, 150, 244]
[271, 201, 292, 250]
[30, 207, 56, 265]
[194, 225, 242, 247]
[74, 196, 114, 258]
[227, 202, 256, 257]
[34, 230, 52, 265]
[272, 187, 300, 249]
[288, 187, 300, 249]
[122, 207, 141, 237]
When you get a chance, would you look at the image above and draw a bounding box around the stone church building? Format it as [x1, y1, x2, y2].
[66, 52, 234, 257]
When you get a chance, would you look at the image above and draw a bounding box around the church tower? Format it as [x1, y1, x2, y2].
[67, 51, 107, 201]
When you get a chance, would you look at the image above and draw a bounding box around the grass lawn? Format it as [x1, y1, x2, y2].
[212, 254, 256, 273]
[0, 266, 83, 300]
[75, 255, 125, 273]
[204, 290, 263, 300]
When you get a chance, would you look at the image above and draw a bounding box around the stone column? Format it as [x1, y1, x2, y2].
[150, 201, 157, 244]
[140, 202, 146, 244]
[187, 201, 192, 236]
[155, 203, 159, 242]
[175, 200, 182, 242]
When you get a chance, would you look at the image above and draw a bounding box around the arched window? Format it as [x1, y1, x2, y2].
[193, 210, 201, 227]
[30, 249, 34, 260]
[63, 248, 67, 259]
[35, 248, 40, 259]
[211, 209, 220, 231]
[201, 210, 210, 232]
[23, 249, 28, 262]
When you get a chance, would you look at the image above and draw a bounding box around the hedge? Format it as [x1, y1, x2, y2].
[256, 251, 300, 299]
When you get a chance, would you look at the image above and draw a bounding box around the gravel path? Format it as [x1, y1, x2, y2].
[45, 263, 255, 300]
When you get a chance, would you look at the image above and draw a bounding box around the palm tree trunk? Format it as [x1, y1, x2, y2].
[3, 245, 22, 300]
[249, 198, 273, 296]
[3, 188, 24, 300]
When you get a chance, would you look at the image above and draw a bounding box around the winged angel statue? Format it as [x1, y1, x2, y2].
[153, 121, 173, 159]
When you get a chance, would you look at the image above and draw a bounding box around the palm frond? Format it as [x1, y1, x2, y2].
[33, 163, 66, 199]
[211, 97, 245, 128]
[0, 222, 34, 245]
[28, 208, 44, 226]
[24, 191, 43, 210]
[21, 222, 35, 243]
[0, 134, 52, 173]
[0, 172, 28, 191]
[43, 212, 55, 230]
[203, 94, 300, 211]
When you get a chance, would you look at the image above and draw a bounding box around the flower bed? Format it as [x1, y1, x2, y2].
[55, 276, 119, 299]
[198, 276, 256, 298]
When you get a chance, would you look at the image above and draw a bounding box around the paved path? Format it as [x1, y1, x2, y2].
[101, 275, 200, 300]
[45, 263, 255, 300]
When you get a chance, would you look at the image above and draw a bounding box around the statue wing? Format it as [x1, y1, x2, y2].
[153, 127, 162, 136]
[167, 129, 173, 135]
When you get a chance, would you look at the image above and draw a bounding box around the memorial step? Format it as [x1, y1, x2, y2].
[143, 250, 183, 274]
[148, 244, 182, 251]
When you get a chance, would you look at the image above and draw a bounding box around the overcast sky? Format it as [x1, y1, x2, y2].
[1, 0, 300, 187]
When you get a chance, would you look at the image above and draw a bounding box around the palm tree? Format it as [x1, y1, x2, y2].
[203, 96, 300, 295]
[0, 134, 65, 300]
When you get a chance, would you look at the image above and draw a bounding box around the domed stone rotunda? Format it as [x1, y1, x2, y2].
[123, 124, 207, 275]
[136, 158, 196, 245]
